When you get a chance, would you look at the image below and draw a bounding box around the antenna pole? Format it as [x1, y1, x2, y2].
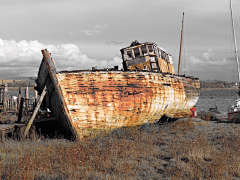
[230, 0, 240, 86]
[178, 12, 184, 75]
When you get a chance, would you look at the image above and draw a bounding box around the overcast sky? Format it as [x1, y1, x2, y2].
[0, 0, 240, 81]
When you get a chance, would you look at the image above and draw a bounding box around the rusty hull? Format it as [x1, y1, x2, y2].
[35, 50, 200, 139]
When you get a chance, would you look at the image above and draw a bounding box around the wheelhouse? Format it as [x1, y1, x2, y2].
[120, 40, 175, 74]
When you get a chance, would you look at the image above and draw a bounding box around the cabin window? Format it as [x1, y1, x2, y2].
[133, 47, 141, 58]
[126, 49, 133, 60]
[148, 45, 154, 54]
[150, 57, 155, 62]
[151, 63, 157, 69]
[141, 45, 148, 55]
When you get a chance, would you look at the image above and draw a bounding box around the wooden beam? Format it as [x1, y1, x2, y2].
[17, 97, 24, 123]
[23, 86, 47, 138]
[17, 85, 21, 111]
[3, 84, 8, 114]
[178, 12, 185, 76]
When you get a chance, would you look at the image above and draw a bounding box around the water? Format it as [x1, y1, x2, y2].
[195, 88, 239, 114]
[7, 90, 35, 98]
[7, 90, 36, 104]
[6, 88, 238, 115]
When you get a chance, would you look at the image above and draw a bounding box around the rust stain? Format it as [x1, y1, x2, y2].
[57, 71, 199, 138]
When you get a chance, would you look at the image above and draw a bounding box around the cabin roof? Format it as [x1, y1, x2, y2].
[120, 41, 155, 50]
[120, 40, 170, 56]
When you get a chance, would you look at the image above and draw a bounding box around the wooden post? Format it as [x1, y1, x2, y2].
[25, 87, 29, 99]
[17, 97, 24, 123]
[34, 90, 38, 111]
[178, 12, 185, 76]
[10, 95, 13, 111]
[3, 84, 8, 114]
[35, 90, 37, 102]
[7, 99, 10, 111]
[17, 85, 21, 111]
[0, 86, 3, 104]
[24, 86, 47, 138]
[25, 87, 29, 110]
[0, 132, 5, 142]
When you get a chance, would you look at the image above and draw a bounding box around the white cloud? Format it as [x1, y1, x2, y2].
[81, 30, 100, 36]
[203, 48, 213, 60]
[189, 48, 229, 66]
[68, 32, 74, 36]
[0, 38, 123, 78]
[208, 58, 228, 65]
[189, 55, 228, 66]
[189, 56, 203, 64]
[82, 23, 109, 36]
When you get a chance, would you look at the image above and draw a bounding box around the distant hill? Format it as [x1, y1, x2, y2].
[6, 76, 37, 80]
[200, 80, 237, 89]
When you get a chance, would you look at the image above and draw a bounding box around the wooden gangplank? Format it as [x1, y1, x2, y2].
[0, 123, 26, 142]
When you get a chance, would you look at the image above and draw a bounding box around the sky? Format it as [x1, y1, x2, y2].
[0, 0, 240, 81]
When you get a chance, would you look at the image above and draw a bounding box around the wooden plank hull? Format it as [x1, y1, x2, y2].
[35, 50, 200, 139]
[228, 111, 240, 122]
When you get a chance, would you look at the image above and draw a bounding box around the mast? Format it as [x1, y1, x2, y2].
[230, 0, 240, 93]
[178, 12, 185, 76]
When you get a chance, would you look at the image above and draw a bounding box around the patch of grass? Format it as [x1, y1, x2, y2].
[0, 119, 239, 179]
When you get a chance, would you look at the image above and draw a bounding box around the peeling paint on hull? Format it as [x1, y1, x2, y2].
[35, 50, 200, 139]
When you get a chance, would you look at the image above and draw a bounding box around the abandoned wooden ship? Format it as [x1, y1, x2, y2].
[35, 41, 200, 139]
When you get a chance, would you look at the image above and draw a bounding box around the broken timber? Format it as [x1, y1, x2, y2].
[0, 124, 26, 142]
[23, 86, 47, 137]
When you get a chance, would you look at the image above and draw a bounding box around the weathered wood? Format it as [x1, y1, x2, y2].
[178, 12, 184, 75]
[23, 86, 47, 137]
[3, 84, 8, 114]
[36, 49, 200, 139]
[0, 85, 4, 104]
[17, 85, 21, 111]
[25, 87, 29, 99]
[17, 97, 24, 123]
[34, 90, 38, 107]
[41, 49, 77, 139]
[10, 95, 13, 111]
[0, 124, 26, 142]
[25, 87, 29, 108]
[0, 132, 5, 142]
